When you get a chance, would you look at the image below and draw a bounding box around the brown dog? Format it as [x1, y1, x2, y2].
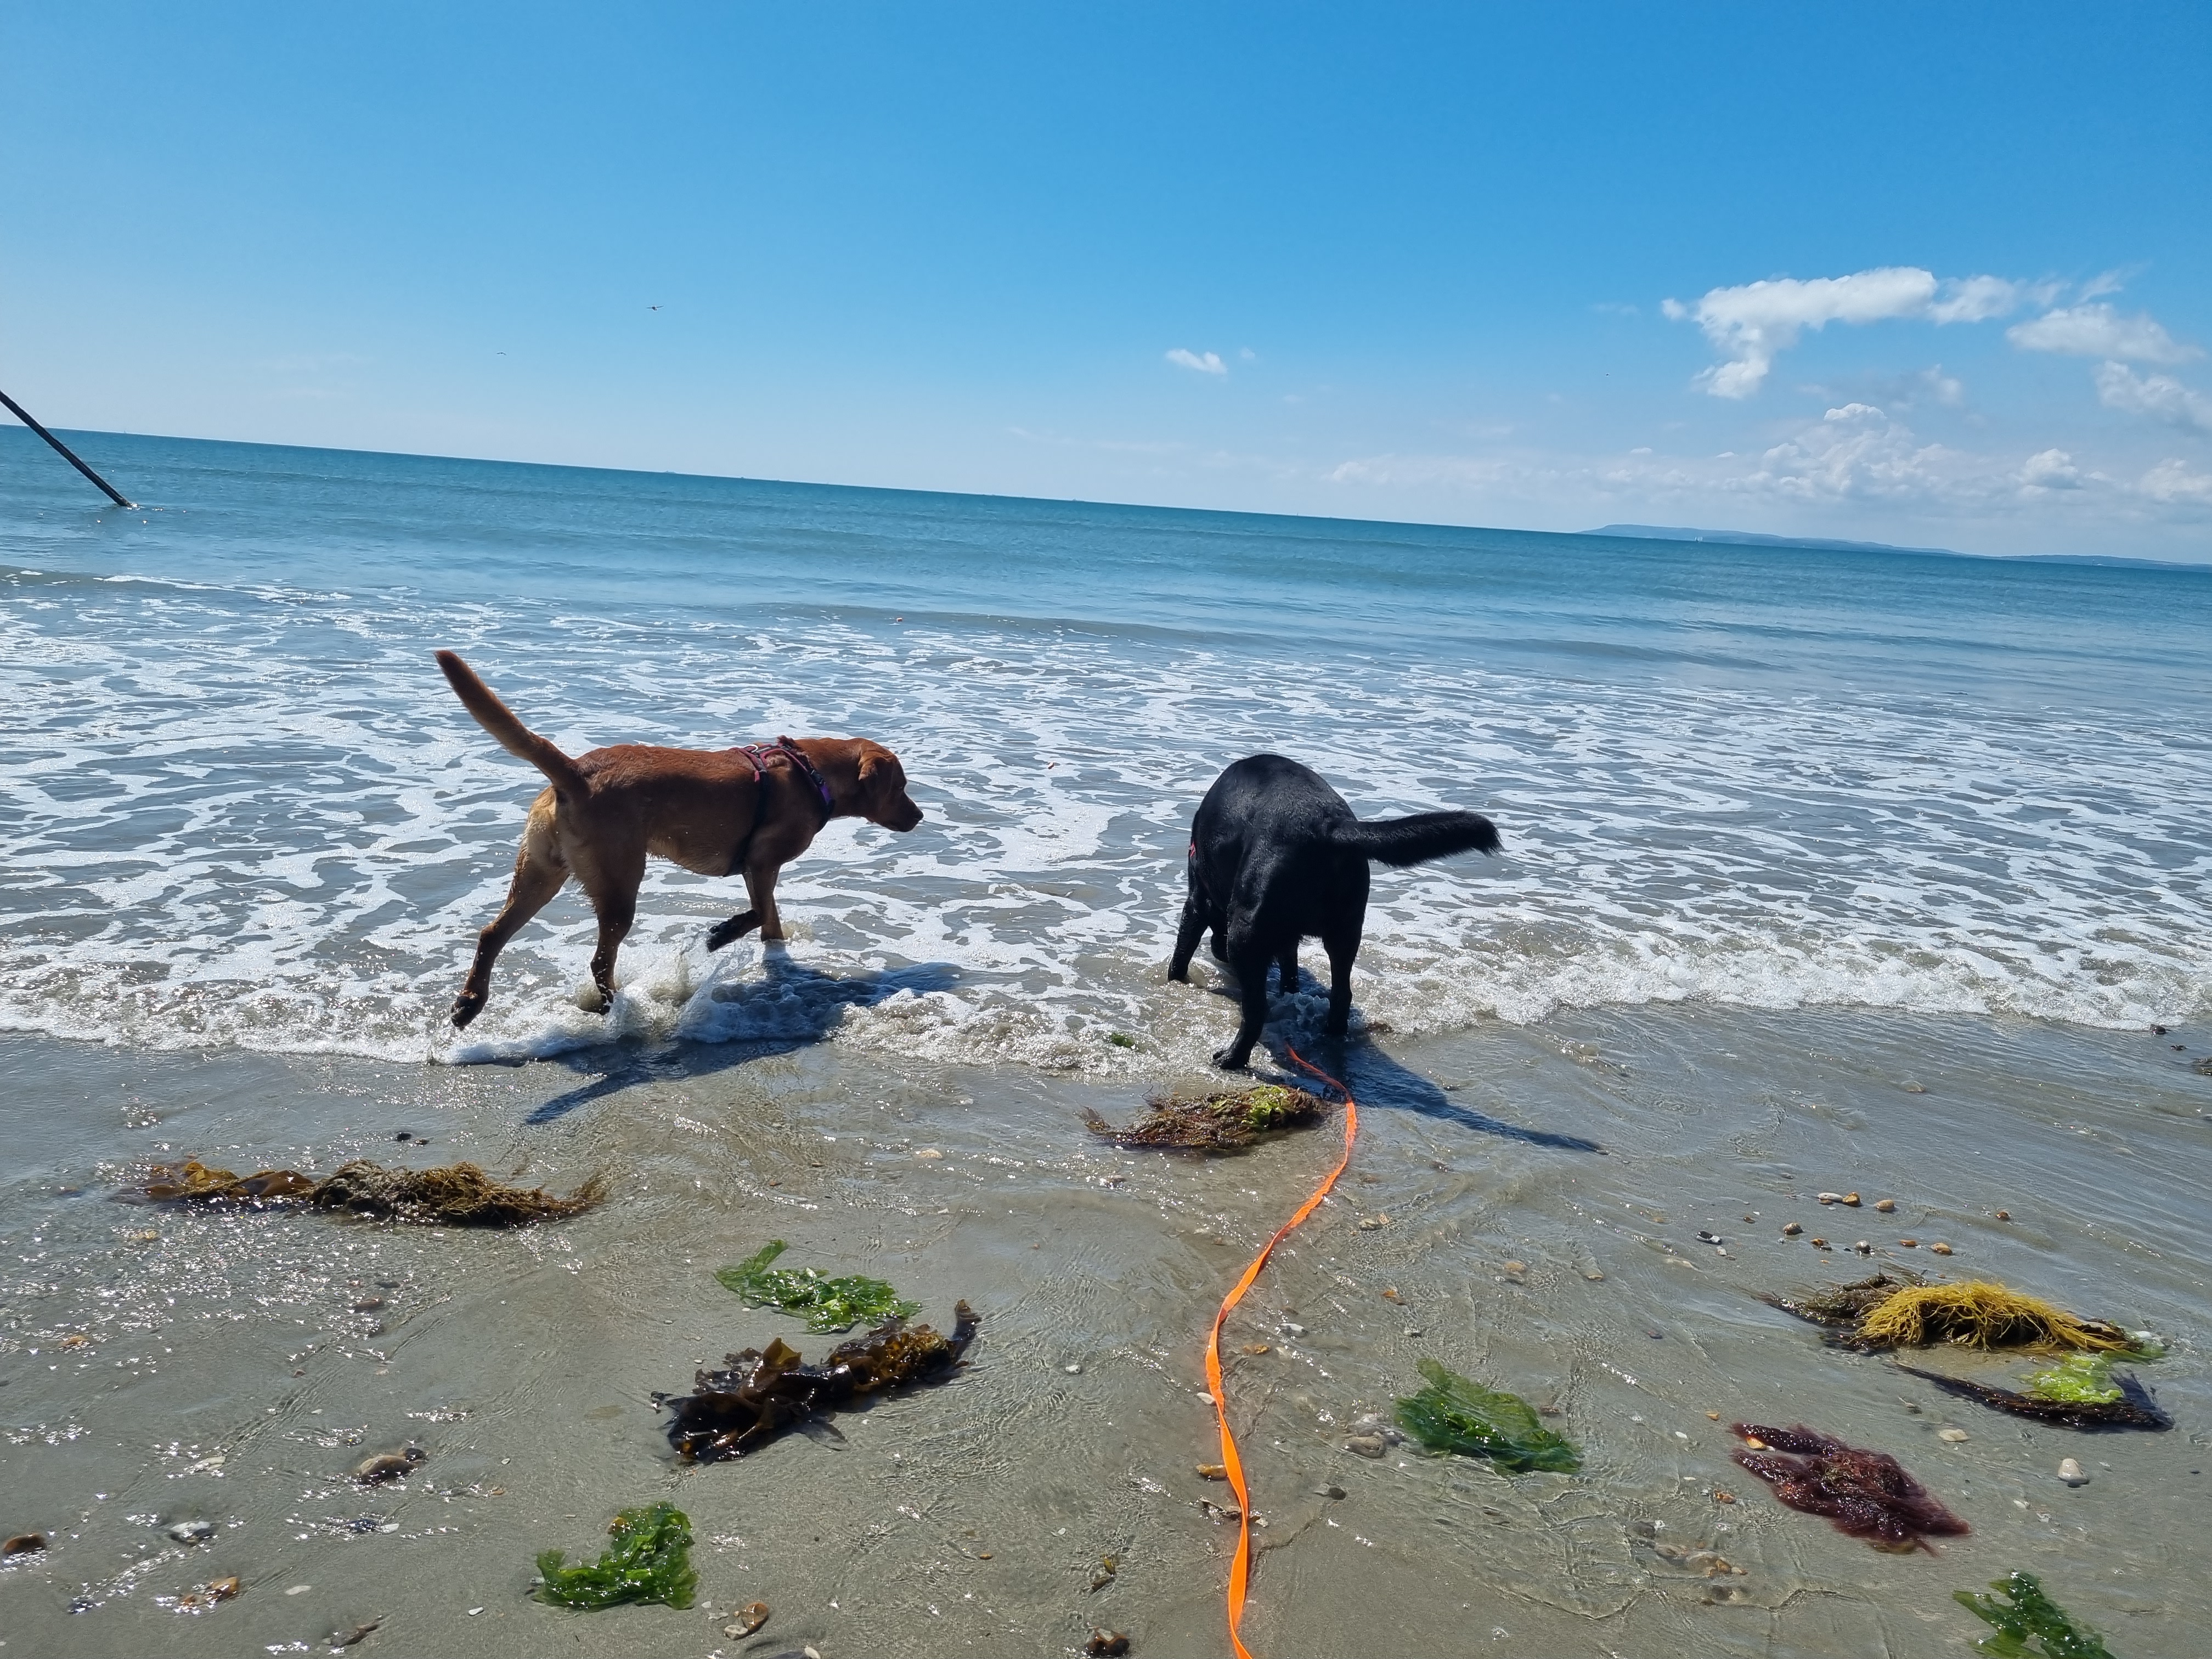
[435, 651, 924, 1029]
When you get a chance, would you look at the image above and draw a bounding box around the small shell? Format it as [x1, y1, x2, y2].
[1938, 1427, 1970, 1442]
[1841, 1193, 1862, 1207]
[1344, 1435, 1387, 1459]
[1994, 1209, 2011, 1221]
[207, 1576, 242, 1602]
[1197, 1463, 1228, 1480]
[1931, 1242, 1954, 1256]
[1809, 1237, 1830, 1249]
[1817, 1193, 1840, 1205]
[1900, 1238, 1919, 1248]
[1874, 1199, 1897, 1213]
[1781, 1222, 1803, 1236]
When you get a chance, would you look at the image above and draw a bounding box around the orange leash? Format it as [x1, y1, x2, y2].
[1204, 1045, 1358, 1659]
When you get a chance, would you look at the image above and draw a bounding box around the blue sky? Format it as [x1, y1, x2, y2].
[4, 2, 2207, 557]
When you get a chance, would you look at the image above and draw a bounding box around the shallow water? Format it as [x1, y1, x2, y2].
[2, 430, 2210, 1656]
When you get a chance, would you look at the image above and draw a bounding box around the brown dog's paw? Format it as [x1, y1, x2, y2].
[450, 991, 486, 1029]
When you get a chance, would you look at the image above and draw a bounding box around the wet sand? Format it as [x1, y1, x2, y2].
[3, 1001, 2208, 1657]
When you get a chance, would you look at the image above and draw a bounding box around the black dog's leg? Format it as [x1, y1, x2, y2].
[1322, 924, 1361, 1036]
[1277, 940, 1299, 995]
[1169, 893, 1206, 982]
[1214, 927, 1273, 1069]
[1208, 913, 1228, 961]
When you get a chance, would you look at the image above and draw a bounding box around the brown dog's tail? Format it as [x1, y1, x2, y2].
[434, 651, 586, 796]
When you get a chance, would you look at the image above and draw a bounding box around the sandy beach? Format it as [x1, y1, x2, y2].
[6, 995, 2207, 1657]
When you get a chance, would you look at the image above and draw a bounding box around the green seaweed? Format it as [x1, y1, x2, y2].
[715, 1241, 919, 1334]
[534, 1503, 697, 1610]
[1393, 1359, 1581, 1475]
[2023, 1353, 2123, 1406]
[1954, 1571, 2115, 1658]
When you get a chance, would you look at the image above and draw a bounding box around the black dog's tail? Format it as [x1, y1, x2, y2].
[1331, 810, 1500, 867]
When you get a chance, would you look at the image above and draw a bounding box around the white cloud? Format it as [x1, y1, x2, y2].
[2094, 362, 2212, 433]
[1666, 268, 2040, 398]
[2021, 448, 2085, 490]
[1165, 348, 1227, 376]
[2006, 303, 2198, 364]
[2138, 458, 2212, 506]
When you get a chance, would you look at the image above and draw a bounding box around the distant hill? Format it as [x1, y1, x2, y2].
[1584, 523, 1959, 557]
[1583, 524, 2201, 571]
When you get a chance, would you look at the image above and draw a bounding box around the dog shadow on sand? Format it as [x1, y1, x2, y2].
[1215, 974, 1605, 1155]
[523, 946, 962, 1124]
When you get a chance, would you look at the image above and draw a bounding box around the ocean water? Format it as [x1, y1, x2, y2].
[7, 428, 2212, 1657]
[4, 427, 2208, 1071]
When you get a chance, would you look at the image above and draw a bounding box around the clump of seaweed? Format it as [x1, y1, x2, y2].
[1081, 1083, 1325, 1152]
[1393, 1359, 1581, 1475]
[1893, 1361, 2170, 1431]
[1730, 1423, 1969, 1553]
[2025, 1353, 2121, 1403]
[1764, 1272, 2141, 1355]
[659, 1303, 979, 1464]
[534, 1503, 696, 1610]
[1955, 1571, 2116, 1658]
[132, 1159, 604, 1227]
[715, 1241, 918, 1333]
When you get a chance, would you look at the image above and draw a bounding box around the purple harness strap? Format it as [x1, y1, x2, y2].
[727, 737, 837, 849]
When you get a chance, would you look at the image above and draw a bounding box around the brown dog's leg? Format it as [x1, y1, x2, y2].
[453, 817, 568, 1029]
[743, 861, 787, 941]
[572, 845, 646, 1014]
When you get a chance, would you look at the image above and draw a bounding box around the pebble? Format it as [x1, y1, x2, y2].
[1241, 1343, 1271, 1356]
[205, 1576, 242, 1602]
[1, 1533, 45, 1556]
[1995, 1210, 2011, 1221]
[1064, 1363, 1083, 1374]
[1853, 1241, 1873, 1255]
[352, 1447, 425, 1484]
[1582, 1267, 1605, 1281]
[1841, 1193, 1862, 1206]
[1197, 1463, 1227, 1480]
[1086, 1631, 1131, 1657]
[1903, 1081, 1928, 1093]
[1782, 1222, 1803, 1235]
[723, 1601, 771, 1638]
[329, 1620, 382, 1647]
[1938, 1427, 1970, 1442]
[1284, 1322, 1305, 1337]
[1874, 1199, 1897, 1213]
[1356, 1215, 1387, 1231]
[1502, 1260, 1527, 1276]
[1818, 1193, 1841, 1205]
[1809, 1237, 1831, 1250]
[916, 1148, 944, 1159]
[1931, 1242, 1955, 1256]
[1315, 1484, 1346, 1499]
[287, 1584, 313, 1595]
[1900, 1238, 1920, 1248]
[1344, 1435, 1387, 1459]
[2058, 1458, 2089, 1486]
[1403, 1326, 1423, 1337]
[166, 1520, 216, 1545]
[351, 1297, 385, 1312]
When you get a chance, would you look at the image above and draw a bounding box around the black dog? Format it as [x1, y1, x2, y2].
[1168, 754, 1499, 1068]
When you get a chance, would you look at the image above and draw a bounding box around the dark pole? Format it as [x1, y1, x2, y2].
[0, 387, 136, 509]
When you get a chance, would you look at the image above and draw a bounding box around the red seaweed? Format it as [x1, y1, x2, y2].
[1730, 1423, 1970, 1553]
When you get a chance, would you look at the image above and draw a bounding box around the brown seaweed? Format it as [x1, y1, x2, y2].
[1894, 1363, 2171, 1431]
[1081, 1084, 1325, 1152]
[658, 1302, 978, 1463]
[129, 1159, 604, 1227]
[1730, 1423, 1970, 1553]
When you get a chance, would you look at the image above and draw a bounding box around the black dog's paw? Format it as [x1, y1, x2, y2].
[1323, 1012, 1351, 1037]
[1211, 1045, 1251, 1070]
[1167, 964, 1189, 983]
[706, 911, 760, 952]
[450, 990, 486, 1030]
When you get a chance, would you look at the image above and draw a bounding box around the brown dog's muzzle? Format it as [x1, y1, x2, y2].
[885, 798, 924, 831]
